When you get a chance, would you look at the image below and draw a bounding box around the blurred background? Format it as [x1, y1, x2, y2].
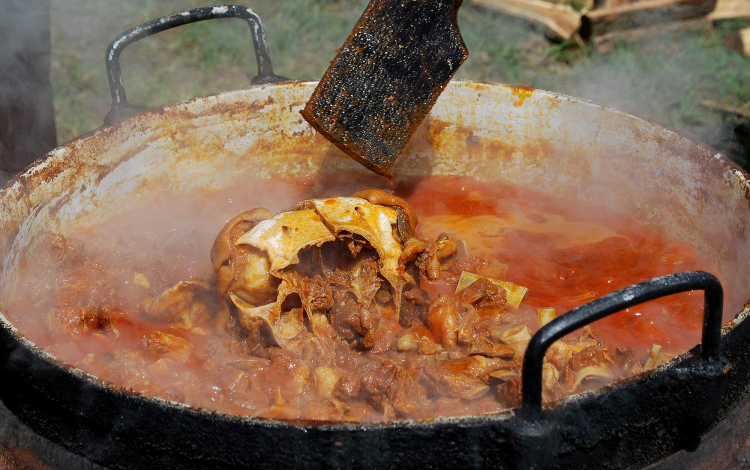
[9, 0, 750, 168]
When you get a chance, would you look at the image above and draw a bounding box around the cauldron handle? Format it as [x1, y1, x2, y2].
[520, 270, 724, 416]
[104, 5, 288, 125]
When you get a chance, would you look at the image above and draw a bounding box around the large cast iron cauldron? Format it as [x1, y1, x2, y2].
[1, 6, 750, 470]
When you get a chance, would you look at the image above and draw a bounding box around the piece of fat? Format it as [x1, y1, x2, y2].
[643, 343, 662, 371]
[133, 272, 150, 290]
[236, 209, 335, 272]
[538, 308, 557, 327]
[489, 369, 518, 381]
[455, 271, 529, 310]
[499, 325, 532, 345]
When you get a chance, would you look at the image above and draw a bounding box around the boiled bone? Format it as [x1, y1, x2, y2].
[229, 197, 408, 347]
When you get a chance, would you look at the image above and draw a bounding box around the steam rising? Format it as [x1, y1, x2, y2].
[0, 0, 56, 182]
[543, 45, 745, 159]
[454, 7, 749, 164]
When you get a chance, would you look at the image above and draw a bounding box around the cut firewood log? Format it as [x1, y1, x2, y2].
[472, 0, 583, 41]
[701, 100, 750, 120]
[583, 0, 718, 37]
[724, 28, 750, 56]
[550, 0, 595, 9]
[593, 17, 712, 52]
[710, 0, 750, 20]
[602, 0, 630, 9]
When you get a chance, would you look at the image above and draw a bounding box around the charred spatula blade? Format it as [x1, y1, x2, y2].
[300, 0, 468, 179]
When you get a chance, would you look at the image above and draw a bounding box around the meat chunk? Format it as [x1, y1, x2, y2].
[101, 349, 147, 383]
[542, 362, 561, 398]
[360, 361, 399, 409]
[330, 290, 364, 341]
[613, 347, 644, 378]
[352, 189, 419, 237]
[144, 331, 194, 362]
[468, 337, 515, 358]
[390, 368, 430, 418]
[40, 232, 83, 267]
[497, 325, 532, 357]
[454, 278, 507, 315]
[427, 294, 458, 348]
[50, 306, 115, 336]
[563, 345, 613, 391]
[141, 280, 211, 328]
[361, 310, 400, 354]
[424, 356, 507, 400]
[454, 277, 490, 305]
[333, 372, 362, 400]
[347, 257, 382, 305]
[211, 208, 275, 330]
[417, 233, 458, 280]
[495, 375, 522, 408]
[400, 287, 428, 327]
[284, 271, 333, 316]
[454, 303, 516, 358]
[455, 272, 527, 311]
[568, 346, 609, 373]
[457, 303, 481, 345]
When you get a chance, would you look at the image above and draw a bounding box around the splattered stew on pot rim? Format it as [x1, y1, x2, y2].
[6, 173, 712, 422]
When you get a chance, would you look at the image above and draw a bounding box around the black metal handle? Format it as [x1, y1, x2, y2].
[521, 271, 723, 415]
[104, 5, 287, 125]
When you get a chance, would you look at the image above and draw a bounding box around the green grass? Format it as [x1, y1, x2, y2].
[50, 1, 750, 162]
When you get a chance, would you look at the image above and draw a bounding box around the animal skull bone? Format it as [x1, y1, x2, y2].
[210, 190, 417, 350]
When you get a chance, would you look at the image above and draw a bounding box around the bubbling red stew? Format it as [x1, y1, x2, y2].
[7, 174, 711, 421]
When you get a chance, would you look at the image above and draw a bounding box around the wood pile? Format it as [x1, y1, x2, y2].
[710, 0, 750, 21]
[472, 0, 750, 49]
[701, 100, 750, 119]
[724, 27, 750, 55]
[473, 0, 583, 41]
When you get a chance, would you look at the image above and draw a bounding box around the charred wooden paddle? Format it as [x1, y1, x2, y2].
[301, 0, 468, 178]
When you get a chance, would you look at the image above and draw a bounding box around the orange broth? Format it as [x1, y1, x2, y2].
[6, 173, 713, 419]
